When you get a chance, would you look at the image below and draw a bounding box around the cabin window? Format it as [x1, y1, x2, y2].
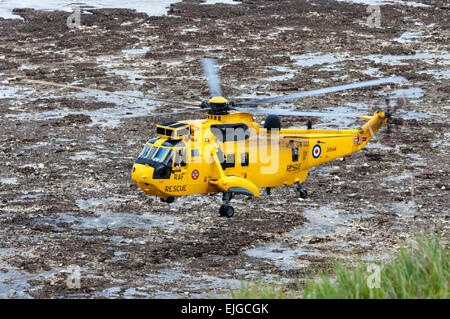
[292, 148, 299, 162]
[210, 123, 250, 142]
[174, 149, 187, 168]
[227, 154, 235, 165]
[191, 149, 200, 157]
[216, 147, 225, 163]
[222, 153, 235, 169]
[241, 153, 249, 167]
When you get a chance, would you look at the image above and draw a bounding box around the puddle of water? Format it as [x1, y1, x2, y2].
[365, 142, 394, 151]
[69, 151, 100, 161]
[180, 27, 199, 35]
[379, 87, 424, 103]
[0, 85, 36, 99]
[68, 197, 184, 231]
[364, 52, 450, 66]
[334, 0, 430, 7]
[289, 205, 356, 238]
[381, 173, 418, 193]
[276, 27, 294, 31]
[0, 177, 18, 185]
[201, 0, 241, 5]
[263, 65, 296, 82]
[18, 192, 44, 200]
[360, 67, 381, 77]
[291, 52, 348, 70]
[244, 205, 373, 271]
[0, 262, 62, 299]
[379, 202, 417, 232]
[417, 69, 450, 80]
[384, 172, 414, 183]
[4, 88, 175, 128]
[90, 262, 245, 298]
[393, 31, 431, 44]
[121, 46, 151, 59]
[107, 69, 147, 85]
[0, 0, 183, 19]
[144, 264, 241, 298]
[36, 210, 183, 233]
[245, 242, 325, 270]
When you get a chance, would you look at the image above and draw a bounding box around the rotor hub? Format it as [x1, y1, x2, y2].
[209, 97, 228, 104]
[201, 97, 235, 115]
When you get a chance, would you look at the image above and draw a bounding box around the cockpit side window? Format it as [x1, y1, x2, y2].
[163, 149, 174, 166]
[138, 144, 152, 159]
[153, 147, 170, 163]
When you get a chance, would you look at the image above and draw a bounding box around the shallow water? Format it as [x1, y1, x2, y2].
[86, 262, 243, 298]
[363, 52, 450, 66]
[244, 205, 372, 270]
[0, 249, 62, 299]
[3, 86, 174, 128]
[334, 0, 430, 7]
[0, 177, 18, 185]
[245, 242, 327, 270]
[291, 52, 349, 70]
[201, 0, 241, 5]
[0, 0, 182, 19]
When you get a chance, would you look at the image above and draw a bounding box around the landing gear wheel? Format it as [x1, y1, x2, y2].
[161, 196, 175, 204]
[299, 189, 308, 199]
[296, 182, 308, 199]
[219, 204, 234, 218]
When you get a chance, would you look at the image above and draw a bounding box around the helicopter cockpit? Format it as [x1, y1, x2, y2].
[135, 138, 186, 179]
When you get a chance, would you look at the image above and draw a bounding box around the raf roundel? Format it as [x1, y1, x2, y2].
[312, 145, 321, 158]
[191, 169, 199, 180]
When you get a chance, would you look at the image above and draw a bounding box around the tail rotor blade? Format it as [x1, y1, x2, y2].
[200, 58, 222, 98]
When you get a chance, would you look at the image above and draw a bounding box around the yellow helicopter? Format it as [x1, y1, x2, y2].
[129, 58, 406, 217]
[20, 58, 406, 217]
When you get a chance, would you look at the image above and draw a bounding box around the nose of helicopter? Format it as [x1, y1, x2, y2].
[131, 163, 155, 191]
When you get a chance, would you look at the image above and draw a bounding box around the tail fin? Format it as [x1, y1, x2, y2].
[354, 111, 388, 148]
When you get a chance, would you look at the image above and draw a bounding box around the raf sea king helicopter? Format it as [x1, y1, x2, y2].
[22, 58, 406, 218]
[130, 58, 405, 217]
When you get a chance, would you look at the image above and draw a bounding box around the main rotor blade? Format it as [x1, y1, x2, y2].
[235, 107, 360, 118]
[236, 76, 407, 106]
[200, 58, 222, 98]
[19, 79, 201, 108]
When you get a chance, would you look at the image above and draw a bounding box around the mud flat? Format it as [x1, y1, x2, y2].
[0, 0, 448, 298]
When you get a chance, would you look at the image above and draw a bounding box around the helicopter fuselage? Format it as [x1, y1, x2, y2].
[131, 111, 388, 201]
